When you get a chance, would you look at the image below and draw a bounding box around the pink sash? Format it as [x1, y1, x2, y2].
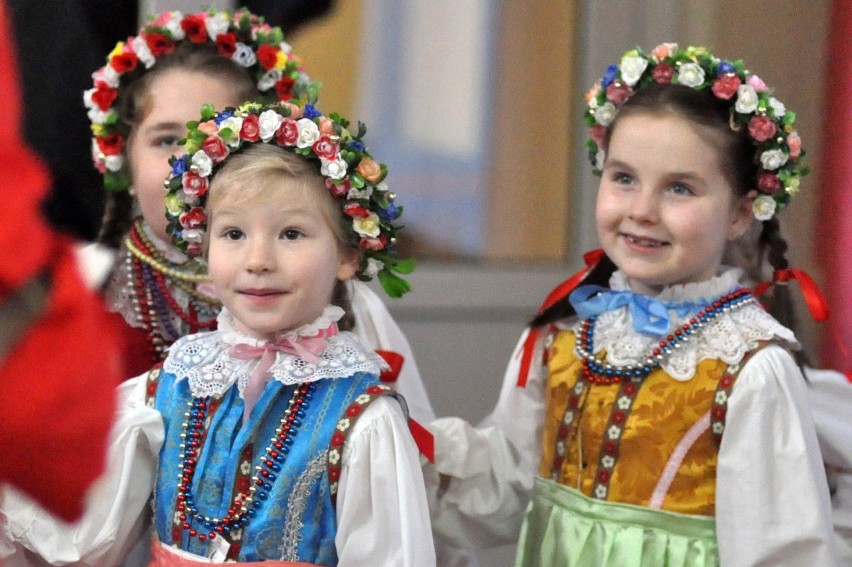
[148, 541, 319, 566]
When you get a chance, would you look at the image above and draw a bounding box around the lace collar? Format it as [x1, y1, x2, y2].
[566, 267, 798, 381]
[164, 306, 387, 398]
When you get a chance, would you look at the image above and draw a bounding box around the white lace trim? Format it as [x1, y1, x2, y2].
[164, 308, 387, 398]
[566, 267, 798, 381]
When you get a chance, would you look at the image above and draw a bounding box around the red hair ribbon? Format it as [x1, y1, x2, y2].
[753, 268, 830, 322]
[516, 249, 605, 387]
[375, 349, 404, 383]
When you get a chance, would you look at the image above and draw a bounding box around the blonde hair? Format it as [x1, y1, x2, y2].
[206, 144, 357, 330]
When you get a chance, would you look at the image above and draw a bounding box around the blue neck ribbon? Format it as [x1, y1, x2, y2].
[568, 285, 707, 338]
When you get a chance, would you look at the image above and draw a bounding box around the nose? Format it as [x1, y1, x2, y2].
[628, 188, 660, 224]
[245, 237, 276, 273]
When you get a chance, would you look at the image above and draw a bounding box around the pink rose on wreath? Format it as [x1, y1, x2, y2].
[197, 120, 219, 136]
[757, 172, 782, 194]
[276, 118, 299, 145]
[588, 124, 607, 148]
[356, 158, 382, 183]
[312, 135, 339, 161]
[787, 131, 802, 158]
[651, 42, 677, 60]
[318, 116, 336, 136]
[179, 207, 206, 229]
[201, 136, 229, 163]
[747, 74, 768, 92]
[748, 115, 778, 142]
[325, 178, 350, 199]
[711, 74, 741, 100]
[281, 102, 304, 120]
[606, 82, 633, 105]
[344, 203, 370, 218]
[652, 63, 675, 84]
[359, 236, 388, 251]
[181, 172, 209, 197]
[240, 115, 261, 141]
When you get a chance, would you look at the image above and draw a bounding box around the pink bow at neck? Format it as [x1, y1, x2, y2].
[230, 325, 338, 423]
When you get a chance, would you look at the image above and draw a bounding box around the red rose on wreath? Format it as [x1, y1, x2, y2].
[91, 84, 118, 112]
[109, 51, 138, 73]
[652, 63, 675, 84]
[181, 15, 207, 43]
[179, 207, 206, 229]
[202, 136, 229, 163]
[748, 115, 778, 142]
[757, 172, 782, 194]
[216, 33, 237, 58]
[144, 32, 174, 56]
[240, 115, 261, 142]
[257, 44, 280, 71]
[606, 82, 633, 105]
[312, 135, 339, 161]
[325, 178, 350, 199]
[276, 118, 299, 145]
[182, 172, 209, 197]
[275, 77, 296, 101]
[344, 203, 370, 218]
[711, 74, 742, 100]
[96, 134, 124, 155]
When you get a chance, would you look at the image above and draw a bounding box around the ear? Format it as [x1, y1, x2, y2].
[336, 247, 360, 281]
[728, 189, 756, 241]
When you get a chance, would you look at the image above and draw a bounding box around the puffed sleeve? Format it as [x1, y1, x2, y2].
[335, 396, 436, 566]
[716, 346, 839, 566]
[426, 328, 545, 549]
[349, 281, 437, 422]
[0, 374, 164, 567]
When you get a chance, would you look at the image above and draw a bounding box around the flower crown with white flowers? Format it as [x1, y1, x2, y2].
[164, 100, 414, 298]
[84, 8, 317, 193]
[584, 43, 808, 221]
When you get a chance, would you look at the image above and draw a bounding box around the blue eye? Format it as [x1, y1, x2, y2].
[669, 183, 693, 196]
[612, 172, 633, 185]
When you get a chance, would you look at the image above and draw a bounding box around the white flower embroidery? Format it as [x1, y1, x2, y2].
[601, 455, 615, 469]
[328, 449, 340, 465]
[556, 441, 565, 456]
[617, 396, 631, 410]
[607, 425, 621, 440]
[240, 460, 251, 475]
[712, 422, 725, 434]
[563, 410, 575, 425]
[336, 418, 350, 432]
[715, 390, 728, 404]
[595, 485, 608, 498]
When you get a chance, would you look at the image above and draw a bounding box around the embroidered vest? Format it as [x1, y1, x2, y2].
[151, 369, 391, 564]
[539, 329, 761, 516]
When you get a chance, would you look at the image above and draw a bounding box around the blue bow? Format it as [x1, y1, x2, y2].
[569, 285, 680, 338]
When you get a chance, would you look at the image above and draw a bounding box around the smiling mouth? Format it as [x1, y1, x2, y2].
[240, 289, 286, 297]
[623, 234, 669, 248]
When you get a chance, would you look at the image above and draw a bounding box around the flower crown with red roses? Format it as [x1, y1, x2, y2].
[584, 43, 808, 221]
[163, 100, 414, 298]
[84, 8, 317, 193]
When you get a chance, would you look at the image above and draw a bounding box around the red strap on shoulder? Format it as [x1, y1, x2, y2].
[375, 349, 404, 383]
[409, 418, 435, 463]
[753, 268, 830, 322]
[516, 249, 605, 387]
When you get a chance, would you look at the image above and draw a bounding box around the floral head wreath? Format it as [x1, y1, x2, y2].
[163, 100, 414, 298]
[84, 8, 317, 193]
[584, 43, 808, 221]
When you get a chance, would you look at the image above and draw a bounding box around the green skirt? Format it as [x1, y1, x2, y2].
[516, 477, 719, 567]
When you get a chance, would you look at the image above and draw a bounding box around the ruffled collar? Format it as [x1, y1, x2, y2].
[566, 267, 798, 381]
[164, 306, 387, 399]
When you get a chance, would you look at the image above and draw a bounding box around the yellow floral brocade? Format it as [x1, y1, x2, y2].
[540, 330, 729, 516]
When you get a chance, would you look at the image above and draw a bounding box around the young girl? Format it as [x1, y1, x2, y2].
[85, 8, 435, 424]
[427, 44, 837, 566]
[2, 100, 435, 566]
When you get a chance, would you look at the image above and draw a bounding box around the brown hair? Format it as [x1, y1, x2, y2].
[96, 42, 258, 249]
[533, 83, 796, 336]
[206, 144, 357, 330]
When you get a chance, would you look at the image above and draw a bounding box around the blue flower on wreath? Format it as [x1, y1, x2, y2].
[347, 139, 366, 154]
[717, 61, 736, 75]
[304, 104, 321, 119]
[379, 201, 399, 221]
[171, 155, 188, 176]
[601, 64, 618, 88]
[213, 108, 235, 125]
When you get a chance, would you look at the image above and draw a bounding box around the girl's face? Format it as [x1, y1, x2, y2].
[126, 69, 241, 243]
[596, 112, 753, 295]
[207, 179, 359, 341]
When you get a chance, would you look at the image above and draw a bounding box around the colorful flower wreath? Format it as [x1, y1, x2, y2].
[163, 100, 414, 298]
[84, 8, 316, 193]
[584, 43, 808, 221]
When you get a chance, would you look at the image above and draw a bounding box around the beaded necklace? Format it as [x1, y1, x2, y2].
[575, 287, 754, 385]
[176, 383, 314, 542]
[124, 221, 220, 362]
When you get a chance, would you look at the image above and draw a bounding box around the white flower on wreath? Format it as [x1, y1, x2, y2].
[364, 258, 384, 278]
[219, 116, 244, 147]
[104, 155, 123, 172]
[677, 62, 705, 88]
[295, 118, 320, 148]
[594, 148, 606, 171]
[760, 149, 788, 171]
[321, 157, 348, 180]
[183, 228, 205, 243]
[257, 69, 282, 91]
[94, 65, 120, 88]
[164, 12, 185, 40]
[258, 109, 283, 142]
[752, 195, 777, 221]
[87, 106, 109, 125]
[347, 186, 372, 200]
[620, 55, 648, 86]
[735, 84, 759, 113]
[205, 12, 230, 40]
[232, 43, 257, 67]
[353, 212, 382, 238]
[768, 97, 786, 119]
[191, 150, 213, 177]
[130, 35, 155, 69]
[594, 102, 617, 126]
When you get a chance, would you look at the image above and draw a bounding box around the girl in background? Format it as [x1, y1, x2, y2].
[428, 44, 837, 566]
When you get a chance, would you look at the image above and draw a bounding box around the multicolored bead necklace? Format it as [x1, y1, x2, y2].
[176, 383, 314, 542]
[124, 221, 219, 361]
[576, 288, 754, 384]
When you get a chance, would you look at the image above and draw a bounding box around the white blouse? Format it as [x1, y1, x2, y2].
[426, 268, 839, 566]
